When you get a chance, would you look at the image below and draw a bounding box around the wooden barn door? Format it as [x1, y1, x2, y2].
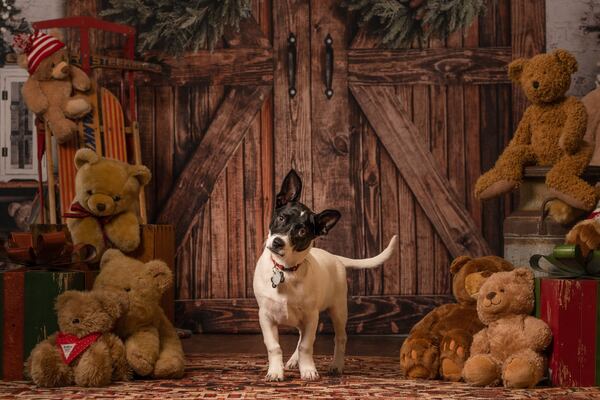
[68, 0, 545, 335]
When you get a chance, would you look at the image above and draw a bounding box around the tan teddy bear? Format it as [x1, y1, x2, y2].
[64, 148, 151, 259]
[26, 290, 131, 387]
[14, 30, 92, 143]
[475, 49, 597, 215]
[400, 255, 514, 381]
[462, 268, 552, 388]
[93, 249, 185, 379]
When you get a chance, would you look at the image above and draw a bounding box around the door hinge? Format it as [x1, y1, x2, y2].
[1, 147, 7, 157]
[1, 90, 7, 100]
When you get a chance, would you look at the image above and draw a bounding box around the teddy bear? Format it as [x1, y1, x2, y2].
[474, 49, 597, 216]
[26, 289, 131, 387]
[64, 148, 151, 259]
[462, 268, 552, 388]
[400, 255, 514, 381]
[92, 249, 185, 379]
[13, 30, 92, 143]
[565, 212, 600, 256]
[7, 200, 33, 231]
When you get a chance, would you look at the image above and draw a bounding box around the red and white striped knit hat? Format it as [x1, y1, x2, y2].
[12, 31, 65, 74]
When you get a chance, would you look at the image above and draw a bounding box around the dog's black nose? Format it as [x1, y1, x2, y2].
[532, 80, 539, 89]
[96, 203, 106, 211]
[486, 291, 496, 300]
[272, 237, 285, 249]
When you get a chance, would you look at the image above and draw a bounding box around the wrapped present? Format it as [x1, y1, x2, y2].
[531, 244, 600, 387]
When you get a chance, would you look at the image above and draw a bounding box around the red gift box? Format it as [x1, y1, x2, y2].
[536, 278, 600, 386]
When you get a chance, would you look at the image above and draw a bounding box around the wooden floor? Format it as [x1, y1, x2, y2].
[182, 334, 404, 357]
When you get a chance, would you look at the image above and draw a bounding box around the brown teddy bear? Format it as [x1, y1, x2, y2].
[7, 200, 33, 231]
[565, 213, 600, 256]
[475, 49, 597, 214]
[13, 30, 92, 143]
[26, 290, 131, 387]
[400, 255, 514, 381]
[462, 268, 552, 388]
[64, 148, 151, 259]
[93, 249, 185, 379]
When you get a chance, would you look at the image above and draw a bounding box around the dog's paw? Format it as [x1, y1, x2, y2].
[285, 353, 298, 370]
[328, 361, 344, 376]
[300, 367, 320, 381]
[265, 365, 284, 382]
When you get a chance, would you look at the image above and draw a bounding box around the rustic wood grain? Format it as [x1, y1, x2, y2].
[175, 295, 454, 335]
[351, 85, 492, 258]
[137, 86, 156, 220]
[227, 145, 247, 298]
[173, 85, 192, 179]
[348, 47, 511, 86]
[223, 15, 271, 48]
[380, 145, 400, 295]
[154, 86, 174, 208]
[156, 86, 270, 245]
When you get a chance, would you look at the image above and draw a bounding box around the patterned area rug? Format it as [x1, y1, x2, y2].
[2, 354, 600, 399]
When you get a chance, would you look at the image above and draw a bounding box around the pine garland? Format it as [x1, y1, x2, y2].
[0, 0, 29, 66]
[342, 0, 486, 48]
[100, 0, 252, 54]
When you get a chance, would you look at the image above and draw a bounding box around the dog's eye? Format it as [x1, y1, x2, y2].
[278, 215, 285, 223]
[86, 190, 93, 195]
[113, 195, 121, 202]
[298, 227, 307, 237]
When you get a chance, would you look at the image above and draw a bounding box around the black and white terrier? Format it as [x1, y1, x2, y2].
[253, 169, 398, 381]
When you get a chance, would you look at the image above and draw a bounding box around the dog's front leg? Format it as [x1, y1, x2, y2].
[259, 310, 284, 381]
[298, 311, 320, 380]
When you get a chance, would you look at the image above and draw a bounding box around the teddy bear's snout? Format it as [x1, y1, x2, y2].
[486, 291, 496, 300]
[87, 194, 115, 215]
[96, 203, 106, 211]
[72, 318, 80, 324]
[532, 80, 540, 89]
[51, 61, 69, 79]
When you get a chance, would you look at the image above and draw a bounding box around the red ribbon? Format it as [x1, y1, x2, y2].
[63, 202, 113, 246]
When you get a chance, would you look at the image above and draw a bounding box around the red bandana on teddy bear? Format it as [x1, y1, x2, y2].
[56, 332, 101, 365]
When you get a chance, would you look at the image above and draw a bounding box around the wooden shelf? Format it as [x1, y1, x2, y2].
[0, 181, 42, 189]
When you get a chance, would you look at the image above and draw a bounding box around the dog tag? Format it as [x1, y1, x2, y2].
[271, 269, 285, 288]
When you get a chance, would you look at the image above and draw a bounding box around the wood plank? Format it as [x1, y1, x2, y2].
[163, 49, 273, 86]
[226, 146, 246, 298]
[137, 86, 156, 220]
[156, 86, 270, 246]
[511, 0, 545, 126]
[348, 47, 511, 85]
[363, 122, 382, 296]
[154, 86, 174, 208]
[173, 85, 192, 179]
[273, 0, 313, 207]
[175, 295, 454, 335]
[380, 145, 400, 295]
[223, 15, 271, 48]
[310, 0, 355, 259]
[350, 85, 492, 258]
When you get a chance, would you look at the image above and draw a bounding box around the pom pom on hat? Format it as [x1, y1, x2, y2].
[12, 31, 65, 74]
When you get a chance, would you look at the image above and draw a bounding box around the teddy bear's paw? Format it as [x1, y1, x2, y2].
[546, 199, 584, 225]
[400, 337, 439, 379]
[566, 219, 600, 257]
[49, 118, 78, 143]
[440, 336, 469, 382]
[463, 354, 500, 386]
[29, 342, 73, 387]
[502, 356, 539, 389]
[74, 366, 111, 387]
[126, 347, 155, 377]
[65, 98, 92, 119]
[477, 179, 518, 200]
[153, 354, 185, 379]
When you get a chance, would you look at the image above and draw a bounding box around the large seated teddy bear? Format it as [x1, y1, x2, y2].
[65, 148, 151, 259]
[26, 290, 131, 387]
[462, 268, 552, 388]
[475, 49, 597, 214]
[93, 249, 185, 379]
[400, 255, 514, 381]
[14, 30, 92, 143]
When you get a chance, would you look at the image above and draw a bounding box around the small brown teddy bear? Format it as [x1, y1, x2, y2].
[7, 200, 33, 231]
[462, 268, 552, 388]
[475, 49, 597, 214]
[565, 213, 600, 256]
[14, 30, 92, 143]
[93, 249, 185, 379]
[400, 255, 514, 381]
[26, 290, 131, 387]
[65, 148, 151, 259]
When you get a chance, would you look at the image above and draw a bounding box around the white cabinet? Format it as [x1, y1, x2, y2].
[0, 66, 45, 181]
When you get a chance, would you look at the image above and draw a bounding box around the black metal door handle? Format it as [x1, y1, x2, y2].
[324, 34, 333, 99]
[287, 33, 297, 97]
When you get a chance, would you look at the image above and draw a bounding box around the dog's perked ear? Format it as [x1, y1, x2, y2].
[276, 169, 302, 208]
[314, 210, 341, 236]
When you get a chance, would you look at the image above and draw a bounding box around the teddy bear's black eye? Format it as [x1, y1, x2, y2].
[87, 190, 93, 195]
[72, 318, 80, 324]
[500, 289, 505, 293]
[124, 287, 131, 292]
[113, 195, 121, 202]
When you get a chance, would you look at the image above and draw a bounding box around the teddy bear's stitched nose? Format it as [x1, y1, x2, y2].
[72, 318, 80, 324]
[61, 65, 68, 74]
[96, 203, 106, 211]
[532, 80, 540, 89]
[486, 291, 496, 300]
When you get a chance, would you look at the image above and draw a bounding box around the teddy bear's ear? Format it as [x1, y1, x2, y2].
[129, 165, 152, 187]
[450, 256, 471, 275]
[513, 267, 534, 282]
[93, 290, 129, 320]
[145, 260, 173, 294]
[553, 49, 578, 74]
[48, 29, 65, 43]
[100, 248, 125, 269]
[74, 148, 100, 170]
[508, 58, 527, 82]
[7, 202, 21, 217]
[54, 290, 79, 311]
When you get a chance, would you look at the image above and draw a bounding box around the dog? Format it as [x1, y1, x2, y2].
[253, 169, 398, 381]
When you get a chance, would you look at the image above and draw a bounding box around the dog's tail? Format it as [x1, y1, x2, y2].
[336, 235, 398, 269]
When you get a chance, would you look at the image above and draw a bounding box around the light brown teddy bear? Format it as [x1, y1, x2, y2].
[93, 249, 185, 379]
[462, 268, 552, 388]
[65, 148, 151, 259]
[26, 290, 131, 387]
[475, 49, 597, 214]
[400, 255, 514, 381]
[14, 30, 92, 143]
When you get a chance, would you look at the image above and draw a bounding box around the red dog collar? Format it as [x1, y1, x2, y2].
[271, 257, 301, 272]
[588, 210, 600, 220]
[56, 332, 102, 364]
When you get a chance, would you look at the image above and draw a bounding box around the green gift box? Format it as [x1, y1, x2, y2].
[0, 269, 85, 381]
